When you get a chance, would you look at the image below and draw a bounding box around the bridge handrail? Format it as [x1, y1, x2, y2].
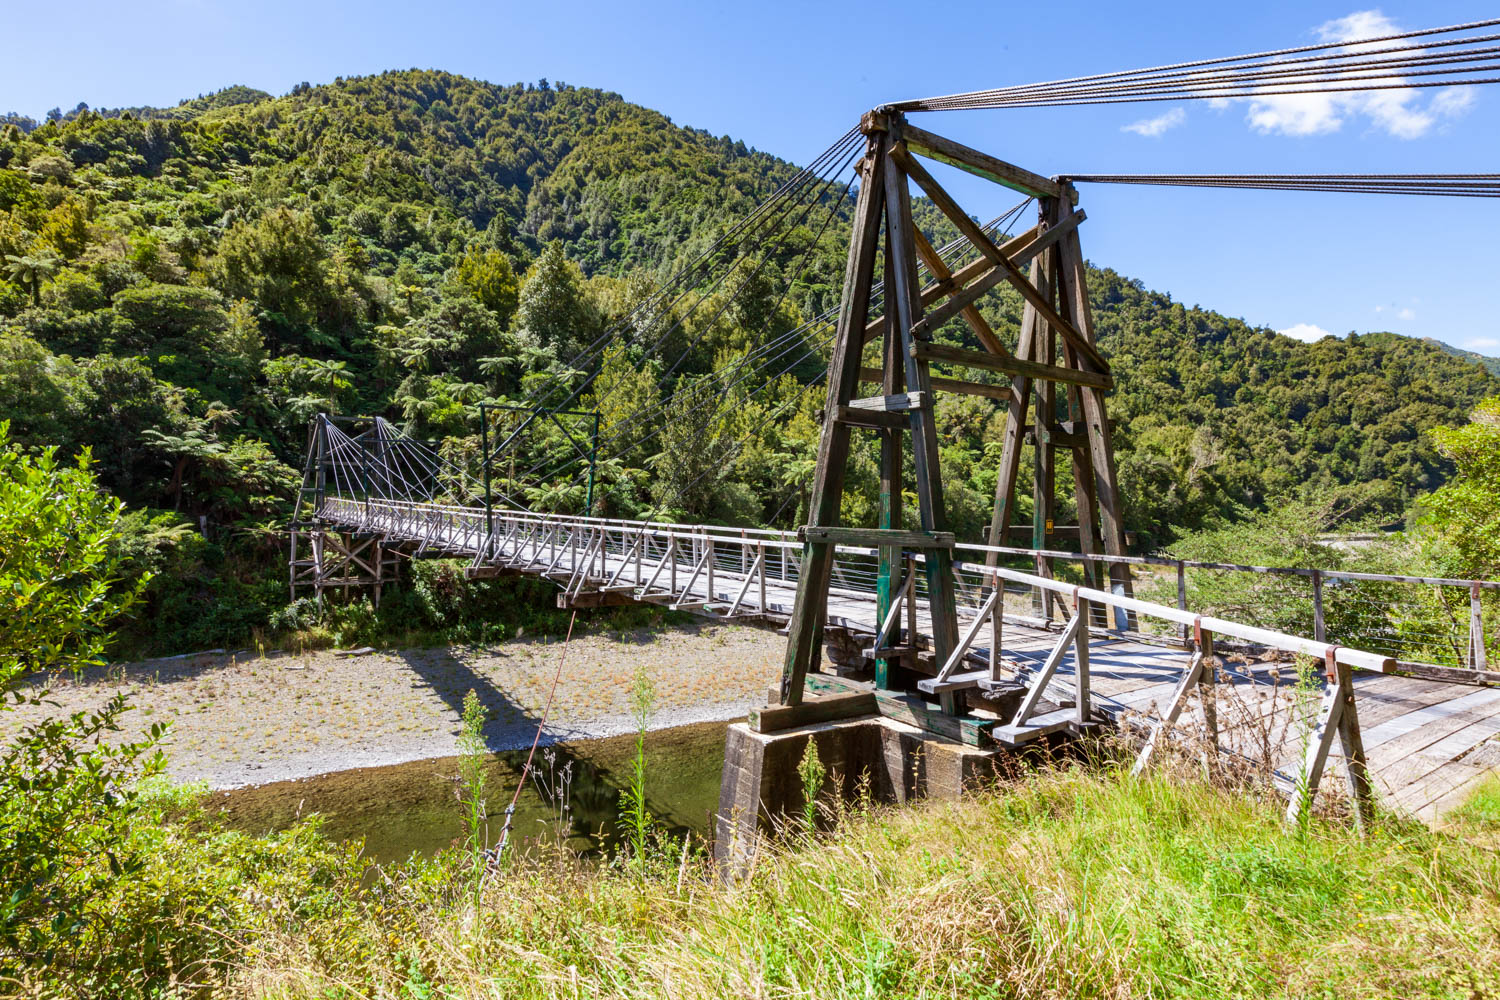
[337, 498, 808, 549]
[964, 560, 1396, 674]
[326, 498, 1497, 591]
[312, 497, 1476, 675]
[953, 540, 1500, 591]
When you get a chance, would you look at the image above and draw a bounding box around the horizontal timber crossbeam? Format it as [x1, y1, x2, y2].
[858, 367, 1012, 400]
[898, 121, 1073, 203]
[911, 342, 1114, 390]
[836, 406, 908, 430]
[858, 219, 1078, 346]
[849, 392, 926, 412]
[798, 526, 955, 549]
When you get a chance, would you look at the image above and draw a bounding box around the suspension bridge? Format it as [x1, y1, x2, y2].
[288, 18, 1500, 828]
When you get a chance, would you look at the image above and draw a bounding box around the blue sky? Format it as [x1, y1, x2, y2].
[4, 1, 1496, 354]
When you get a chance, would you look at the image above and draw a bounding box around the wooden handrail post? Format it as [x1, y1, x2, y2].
[1033, 551, 1046, 621]
[1074, 595, 1091, 724]
[905, 553, 917, 648]
[1312, 569, 1326, 643]
[1177, 560, 1189, 645]
[758, 543, 767, 614]
[1472, 581, 1488, 672]
[1288, 655, 1374, 834]
[1199, 628, 1218, 769]
[989, 570, 1003, 684]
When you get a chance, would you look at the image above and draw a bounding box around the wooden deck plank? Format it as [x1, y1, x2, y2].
[1420, 765, 1497, 822]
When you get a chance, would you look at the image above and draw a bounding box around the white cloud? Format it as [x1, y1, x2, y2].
[1374, 304, 1418, 321]
[1236, 11, 1478, 139]
[1122, 107, 1186, 137]
[1431, 86, 1476, 119]
[1467, 337, 1500, 351]
[1280, 323, 1336, 342]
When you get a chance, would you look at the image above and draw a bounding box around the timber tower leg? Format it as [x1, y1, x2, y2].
[777, 110, 1131, 709]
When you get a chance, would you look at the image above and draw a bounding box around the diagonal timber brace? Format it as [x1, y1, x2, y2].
[777, 111, 1131, 718]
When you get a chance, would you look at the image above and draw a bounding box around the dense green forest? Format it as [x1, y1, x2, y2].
[2, 70, 1497, 652]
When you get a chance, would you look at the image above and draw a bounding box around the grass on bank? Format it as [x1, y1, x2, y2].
[234, 768, 1500, 1000]
[22, 763, 1494, 1000]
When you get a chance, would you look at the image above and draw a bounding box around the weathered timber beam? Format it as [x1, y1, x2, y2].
[749, 690, 877, 733]
[899, 121, 1072, 203]
[1027, 427, 1087, 449]
[910, 227, 1009, 358]
[859, 223, 1047, 346]
[557, 590, 639, 609]
[987, 524, 1139, 545]
[858, 367, 1013, 400]
[836, 406, 908, 430]
[863, 214, 1081, 348]
[912, 341, 1113, 390]
[894, 147, 1108, 372]
[849, 391, 925, 412]
[797, 526, 955, 549]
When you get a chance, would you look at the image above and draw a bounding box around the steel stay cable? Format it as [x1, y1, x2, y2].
[514, 197, 1033, 488]
[650, 138, 865, 387]
[509, 187, 1031, 488]
[967, 55, 1500, 108]
[917, 62, 1500, 109]
[489, 609, 577, 865]
[514, 198, 1033, 489]
[481, 136, 861, 479]
[539, 191, 1031, 471]
[562, 192, 1032, 463]
[492, 130, 863, 433]
[966, 30, 1500, 101]
[537, 127, 861, 382]
[360, 422, 433, 501]
[1064, 173, 1500, 197]
[480, 132, 862, 470]
[891, 17, 1500, 109]
[552, 128, 864, 385]
[557, 195, 1036, 530]
[916, 74, 1500, 110]
[921, 41, 1500, 105]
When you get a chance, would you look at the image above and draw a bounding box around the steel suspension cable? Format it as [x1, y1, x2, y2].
[491, 129, 864, 433]
[1064, 173, 1500, 197]
[516, 199, 1034, 491]
[891, 17, 1500, 111]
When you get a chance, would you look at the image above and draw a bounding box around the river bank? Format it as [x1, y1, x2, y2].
[3, 622, 784, 788]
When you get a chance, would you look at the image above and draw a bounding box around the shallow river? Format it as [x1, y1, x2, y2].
[211, 721, 730, 863]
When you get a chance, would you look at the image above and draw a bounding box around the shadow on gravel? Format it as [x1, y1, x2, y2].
[389, 645, 706, 856]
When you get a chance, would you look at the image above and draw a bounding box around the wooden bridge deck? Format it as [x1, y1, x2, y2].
[313, 499, 1500, 822]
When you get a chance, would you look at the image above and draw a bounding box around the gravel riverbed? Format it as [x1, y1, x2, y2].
[5, 623, 784, 789]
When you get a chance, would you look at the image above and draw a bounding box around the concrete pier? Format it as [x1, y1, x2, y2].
[713, 713, 1006, 868]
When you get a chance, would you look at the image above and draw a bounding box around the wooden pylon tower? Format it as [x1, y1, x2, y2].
[778, 109, 1132, 710]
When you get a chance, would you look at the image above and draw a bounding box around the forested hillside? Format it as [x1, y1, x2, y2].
[1428, 337, 1500, 377]
[2, 70, 1496, 651]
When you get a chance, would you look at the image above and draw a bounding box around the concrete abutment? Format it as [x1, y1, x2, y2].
[713, 714, 1007, 869]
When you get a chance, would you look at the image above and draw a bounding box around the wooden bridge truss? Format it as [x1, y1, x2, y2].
[780, 111, 1131, 712]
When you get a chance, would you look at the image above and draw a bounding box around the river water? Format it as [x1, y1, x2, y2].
[210, 721, 730, 863]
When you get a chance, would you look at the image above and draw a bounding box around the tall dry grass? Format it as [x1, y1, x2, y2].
[234, 760, 1500, 1000]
